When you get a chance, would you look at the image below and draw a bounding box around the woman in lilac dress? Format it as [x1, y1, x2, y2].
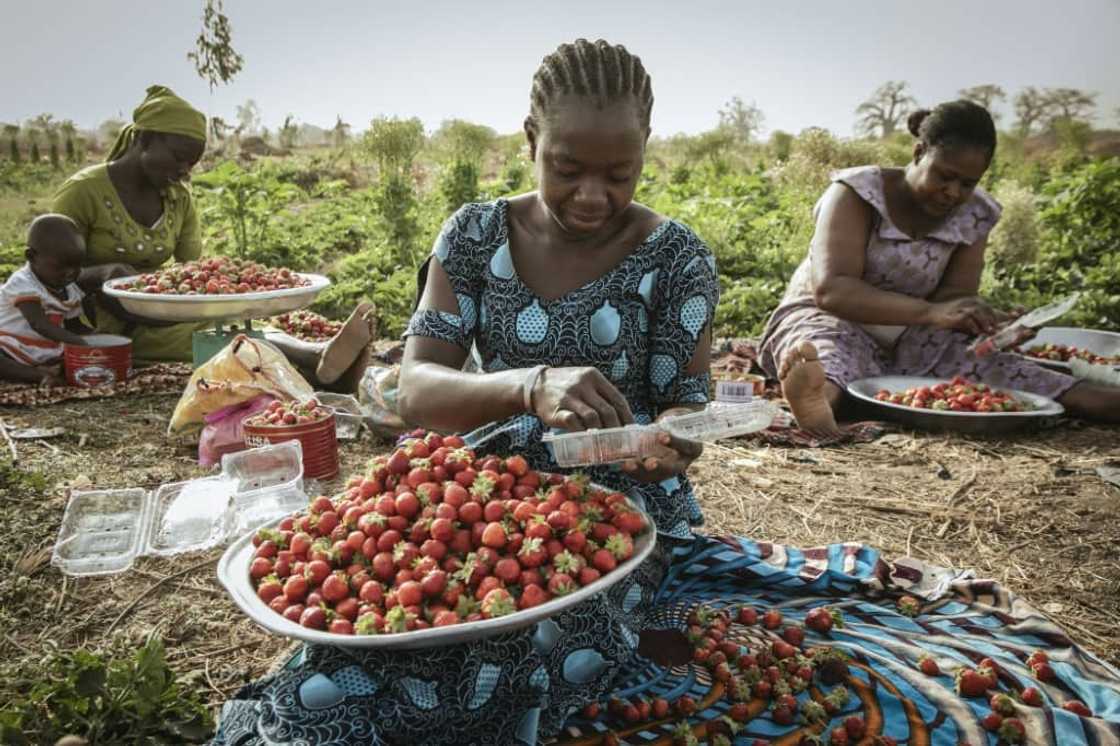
[759, 100, 1120, 433]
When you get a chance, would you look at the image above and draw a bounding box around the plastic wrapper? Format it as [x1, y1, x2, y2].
[198, 394, 277, 467]
[169, 335, 314, 435]
[315, 392, 365, 440]
[357, 365, 408, 438]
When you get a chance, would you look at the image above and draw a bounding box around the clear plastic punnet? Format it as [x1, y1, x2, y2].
[659, 400, 781, 441]
[542, 424, 661, 468]
[969, 293, 1079, 357]
[52, 441, 308, 577]
[542, 401, 780, 467]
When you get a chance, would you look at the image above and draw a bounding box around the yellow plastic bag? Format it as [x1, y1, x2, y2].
[168, 335, 314, 435]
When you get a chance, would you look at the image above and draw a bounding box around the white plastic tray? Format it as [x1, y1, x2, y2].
[51, 441, 306, 576]
[217, 495, 656, 649]
[847, 376, 1064, 434]
[102, 273, 330, 322]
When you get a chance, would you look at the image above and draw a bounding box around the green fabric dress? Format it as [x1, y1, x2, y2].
[52, 164, 208, 361]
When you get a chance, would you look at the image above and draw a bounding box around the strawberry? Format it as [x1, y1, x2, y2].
[771, 640, 797, 660]
[998, 717, 1026, 744]
[581, 702, 601, 719]
[675, 695, 697, 715]
[1062, 700, 1092, 717]
[781, 626, 805, 647]
[842, 716, 865, 740]
[1020, 687, 1043, 707]
[981, 712, 1003, 731]
[592, 548, 618, 573]
[480, 588, 515, 618]
[728, 702, 749, 722]
[804, 606, 840, 633]
[955, 668, 989, 698]
[737, 606, 758, 625]
[1026, 650, 1049, 667]
[1031, 661, 1056, 682]
[829, 727, 849, 745]
[897, 596, 920, 617]
[917, 654, 940, 676]
[762, 609, 783, 629]
[770, 703, 795, 725]
[651, 697, 670, 718]
[801, 701, 826, 724]
[990, 692, 1016, 716]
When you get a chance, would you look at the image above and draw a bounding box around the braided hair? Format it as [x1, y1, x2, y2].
[907, 100, 996, 157]
[527, 39, 654, 134]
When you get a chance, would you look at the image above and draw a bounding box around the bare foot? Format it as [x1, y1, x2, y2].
[779, 341, 840, 436]
[316, 303, 374, 385]
[330, 335, 373, 394]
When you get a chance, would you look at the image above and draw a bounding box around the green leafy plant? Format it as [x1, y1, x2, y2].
[193, 161, 300, 259]
[0, 635, 212, 745]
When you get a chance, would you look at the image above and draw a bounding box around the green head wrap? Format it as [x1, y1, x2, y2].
[106, 85, 207, 162]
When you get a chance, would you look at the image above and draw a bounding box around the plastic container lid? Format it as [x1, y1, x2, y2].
[52, 441, 309, 577]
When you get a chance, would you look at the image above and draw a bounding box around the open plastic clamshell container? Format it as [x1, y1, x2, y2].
[543, 401, 781, 467]
[52, 441, 306, 577]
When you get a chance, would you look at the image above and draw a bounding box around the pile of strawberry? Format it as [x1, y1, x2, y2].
[118, 257, 309, 295]
[247, 431, 649, 635]
[271, 310, 342, 342]
[874, 376, 1029, 413]
[245, 398, 331, 428]
[585, 604, 877, 746]
[1021, 343, 1120, 366]
[915, 649, 1093, 743]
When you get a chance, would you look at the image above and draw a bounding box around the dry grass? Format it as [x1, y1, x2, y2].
[0, 392, 1117, 716]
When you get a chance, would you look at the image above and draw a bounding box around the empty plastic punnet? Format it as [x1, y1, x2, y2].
[52, 441, 308, 577]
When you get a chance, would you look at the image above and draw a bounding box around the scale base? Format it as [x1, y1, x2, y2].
[192, 322, 267, 368]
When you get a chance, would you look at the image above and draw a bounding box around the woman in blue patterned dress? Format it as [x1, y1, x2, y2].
[212, 38, 718, 746]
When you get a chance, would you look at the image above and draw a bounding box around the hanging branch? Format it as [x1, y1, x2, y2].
[187, 0, 245, 91]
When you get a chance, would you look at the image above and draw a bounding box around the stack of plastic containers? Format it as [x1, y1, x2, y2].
[51, 441, 307, 577]
[542, 400, 780, 468]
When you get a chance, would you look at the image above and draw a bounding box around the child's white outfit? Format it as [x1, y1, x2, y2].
[0, 263, 84, 365]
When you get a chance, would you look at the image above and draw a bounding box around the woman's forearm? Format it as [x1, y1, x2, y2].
[815, 275, 933, 326]
[398, 362, 533, 433]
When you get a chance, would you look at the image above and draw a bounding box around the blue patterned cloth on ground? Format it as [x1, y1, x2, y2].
[212, 535, 1120, 745]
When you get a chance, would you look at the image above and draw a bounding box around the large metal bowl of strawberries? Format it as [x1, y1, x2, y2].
[217, 432, 657, 649]
[847, 375, 1064, 434]
[103, 257, 330, 322]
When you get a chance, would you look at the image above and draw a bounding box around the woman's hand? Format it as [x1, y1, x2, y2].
[531, 367, 634, 430]
[621, 430, 703, 483]
[924, 297, 1000, 336]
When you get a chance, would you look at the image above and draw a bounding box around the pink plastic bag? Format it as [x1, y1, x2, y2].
[198, 394, 277, 467]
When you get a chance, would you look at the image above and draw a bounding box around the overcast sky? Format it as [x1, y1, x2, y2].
[2, 0, 1117, 138]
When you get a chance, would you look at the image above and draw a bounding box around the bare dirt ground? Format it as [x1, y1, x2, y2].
[1, 392, 1117, 718]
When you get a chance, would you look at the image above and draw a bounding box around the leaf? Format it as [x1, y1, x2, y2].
[74, 664, 106, 697]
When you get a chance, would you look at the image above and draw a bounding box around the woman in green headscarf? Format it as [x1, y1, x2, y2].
[52, 86, 374, 387]
[52, 85, 210, 361]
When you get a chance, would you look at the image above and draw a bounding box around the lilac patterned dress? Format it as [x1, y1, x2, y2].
[758, 166, 1076, 399]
